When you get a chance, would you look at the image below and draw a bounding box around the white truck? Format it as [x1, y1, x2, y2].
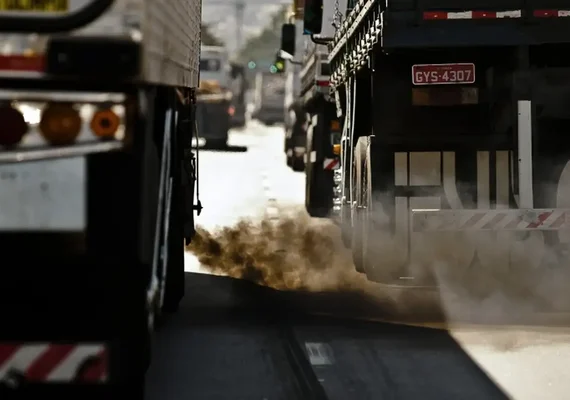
[0, 0, 201, 397]
[196, 45, 233, 147]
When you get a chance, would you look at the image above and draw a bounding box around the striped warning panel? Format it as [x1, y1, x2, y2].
[0, 342, 107, 385]
[323, 158, 340, 170]
[411, 209, 570, 232]
[423, 9, 570, 20]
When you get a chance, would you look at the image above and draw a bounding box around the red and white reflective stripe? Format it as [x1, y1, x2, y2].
[534, 10, 570, 17]
[424, 9, 570, 20]
[423, 10, 522, 20]
[0, 343, 107, 383]
[0, 55, 45, 72]
[412, 209, 570, 231]
[323, 158, 340, 170]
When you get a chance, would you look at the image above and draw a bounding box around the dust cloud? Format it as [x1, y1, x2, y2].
[187, 207, 363, 292]
[186, 197, 570, 339]
[186, 206, 446, 323]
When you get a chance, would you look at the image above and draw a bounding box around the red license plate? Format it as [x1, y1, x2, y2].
[412, 63, 475, 85]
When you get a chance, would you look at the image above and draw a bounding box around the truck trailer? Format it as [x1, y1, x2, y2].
[291, 0, 570, 286]
[0, 0, 201, 397]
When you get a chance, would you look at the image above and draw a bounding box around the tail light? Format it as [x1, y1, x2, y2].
[228, 105, 235, 116]
[0, 105, 28, 148]
[90, 108, 120, 139]
[39, 103, 82, 145]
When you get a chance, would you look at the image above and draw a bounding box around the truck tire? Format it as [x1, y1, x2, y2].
[351, 137, 367, 273]
[161, 93, 187, 313]
[358, 136, 414, 284]
[305, 130, 327, 217]
[305, 114, 334, 217]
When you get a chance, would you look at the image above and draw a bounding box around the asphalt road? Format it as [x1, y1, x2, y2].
[147, 120, 570, 399]
[146, 272, 506, 400]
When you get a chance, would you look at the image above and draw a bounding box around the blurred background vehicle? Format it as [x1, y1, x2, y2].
[252, 71, 285, 125]
[196, 45, 233, 147]
[229, 63, 248, 129]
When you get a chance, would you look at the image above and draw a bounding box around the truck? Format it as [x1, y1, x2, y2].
[252, 71, 286, 126]
[282, 14, 307, 171]
[0, 0, 201, 397]
[281, 0, 570, 286]
[196, 45, 233, 148]
[279, 0, 345, 212]
[276, 9, 308, 172]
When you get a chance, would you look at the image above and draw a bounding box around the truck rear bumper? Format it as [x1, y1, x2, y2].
[0, 342, 107, 387]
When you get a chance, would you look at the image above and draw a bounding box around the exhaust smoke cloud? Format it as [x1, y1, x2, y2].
[187, 198, 570, 331]
[187, 208, 362, 292]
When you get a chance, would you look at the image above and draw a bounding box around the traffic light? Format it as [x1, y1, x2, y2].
[303, 0, 323, 35]
[272, 55, 285, 73]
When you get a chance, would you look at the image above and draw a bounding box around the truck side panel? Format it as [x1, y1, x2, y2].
[141, 0, 202, 88]
[10, 0, 202, 88]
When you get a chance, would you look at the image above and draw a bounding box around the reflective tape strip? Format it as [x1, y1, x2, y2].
[323, 158, 340, 170]
[411, 209, 570, 232]
[534, 10, 570, 17]
[424, 9, 570, 19]
[0, 343, 107, 384]
[424, 10, 522, 19]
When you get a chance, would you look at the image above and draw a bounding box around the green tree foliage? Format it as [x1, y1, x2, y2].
[237, 5, 288, 66]
[201, 23, 224, 46]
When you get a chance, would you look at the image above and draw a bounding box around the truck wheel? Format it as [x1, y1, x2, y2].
[359, 137, 410, 284]
[351, 137, 367, 273]
[340, 208, 353, 250]
[305, 120, 333, 217]
[162, 97, 186, 314]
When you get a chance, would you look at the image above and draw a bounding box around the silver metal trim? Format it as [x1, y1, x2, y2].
[0, 141, 124, 164]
